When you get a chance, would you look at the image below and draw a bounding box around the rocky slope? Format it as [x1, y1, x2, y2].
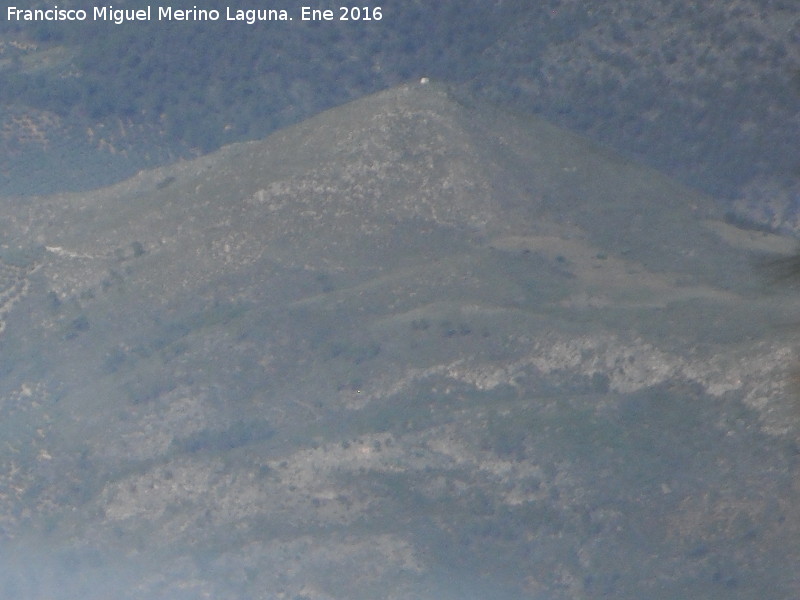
[0, 81, 798, 599]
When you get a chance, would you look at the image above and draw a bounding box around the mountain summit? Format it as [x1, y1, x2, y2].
[0, 81, 797, 599]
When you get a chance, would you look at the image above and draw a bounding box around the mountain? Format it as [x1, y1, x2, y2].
[1, 0, 797, 211]
[0, 81, 798, 599]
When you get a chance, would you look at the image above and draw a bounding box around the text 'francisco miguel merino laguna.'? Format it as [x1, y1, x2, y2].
[6, 6, 384, 24]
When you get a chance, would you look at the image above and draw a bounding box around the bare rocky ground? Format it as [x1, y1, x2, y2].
[0, 82, 798, 599]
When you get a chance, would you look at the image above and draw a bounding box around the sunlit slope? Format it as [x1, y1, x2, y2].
[0, 82, 797, 600]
